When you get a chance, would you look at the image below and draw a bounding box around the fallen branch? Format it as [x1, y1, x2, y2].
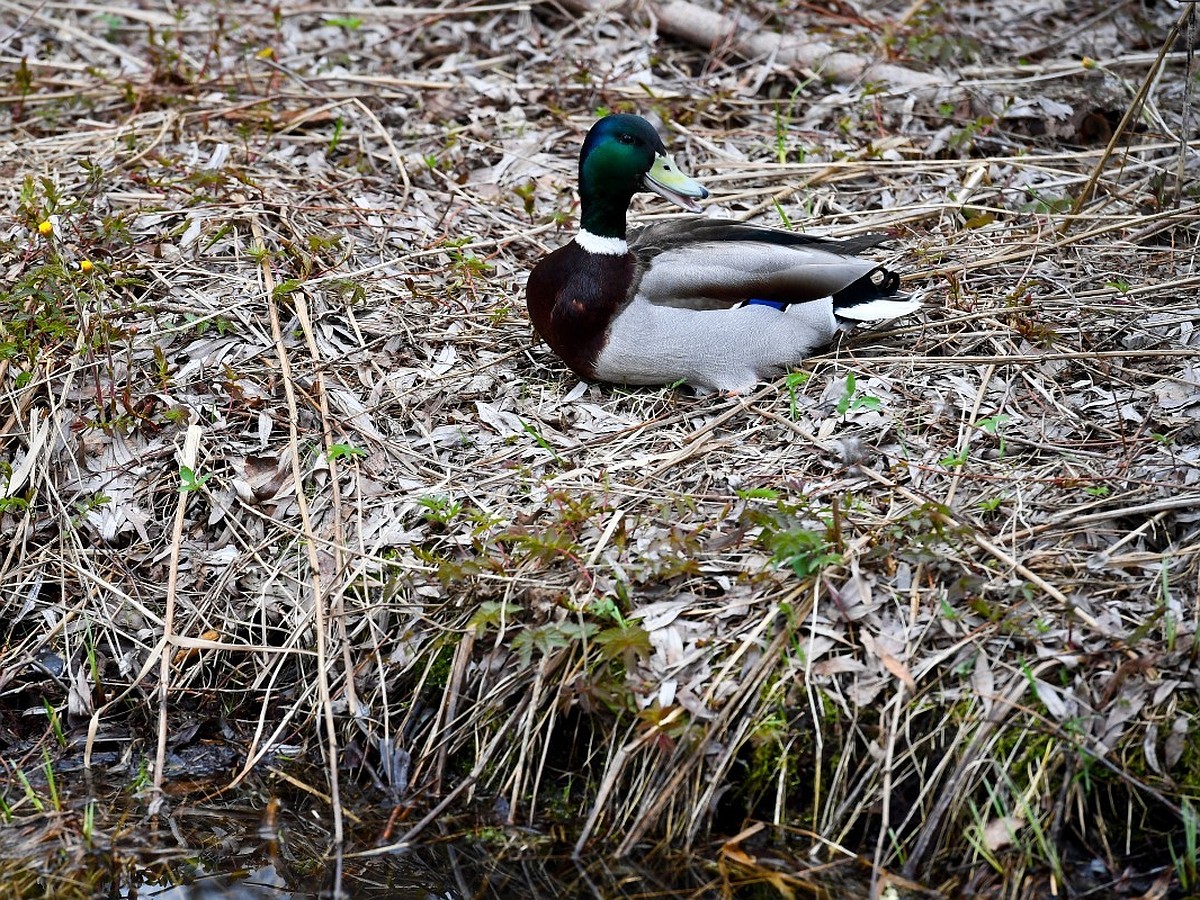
[555, 0, 944, 90]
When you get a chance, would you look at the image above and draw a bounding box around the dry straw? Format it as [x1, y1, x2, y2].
[1, 0, 1198, 893]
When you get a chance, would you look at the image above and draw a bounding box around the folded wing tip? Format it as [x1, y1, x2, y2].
[836, 291, 925, 323]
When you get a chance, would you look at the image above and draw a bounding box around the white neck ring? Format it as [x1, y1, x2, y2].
[575, 230, 628, 255]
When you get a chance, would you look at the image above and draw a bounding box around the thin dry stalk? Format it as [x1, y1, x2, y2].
[1, 1, 1198, 896]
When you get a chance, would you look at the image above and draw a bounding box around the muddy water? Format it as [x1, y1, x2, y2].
[0, 775, 727, 898]
[1, 766, 897, 898]
[128, 848, 728, 898]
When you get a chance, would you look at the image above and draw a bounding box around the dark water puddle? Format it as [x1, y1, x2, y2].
[0, 764, 936, 898]
[0, 771, 740, 899]
[127, 848, 726, 899]
[121, 865, 297, 899]
[53, 838, 737, 899]
[5, 761, 1148, 898]
[0, 743, 1182, 897]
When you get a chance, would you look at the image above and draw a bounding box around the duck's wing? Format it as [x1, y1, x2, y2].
[629, 219, 903, 312]
[633, 218, 891, 255]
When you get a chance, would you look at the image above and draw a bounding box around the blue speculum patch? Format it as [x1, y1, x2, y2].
[745, 298, 787, 311]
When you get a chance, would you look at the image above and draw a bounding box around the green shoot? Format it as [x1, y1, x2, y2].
[786, 371, 809, 419]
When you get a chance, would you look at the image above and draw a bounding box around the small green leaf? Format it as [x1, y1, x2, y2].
[785, 370, 810, 419]
[977, 414, 1010, 433]
[326, 442, 366, 461]
[179, 466, 210, 493]
[737, 487, 780, 501]
[940, 448, 969, 467]
[467, 601, 513, 636]
[519, 417, 563, 463]
[850, 394, 882, 411]
[595, 622, 652, 666]
[272, 278, 303, 298]
[589, 595, 624, 624]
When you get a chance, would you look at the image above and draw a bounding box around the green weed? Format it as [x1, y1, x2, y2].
[417, 495, 462, 526]
[326, 442, 367, 462]
[836, 371, 881, 416]
[1171, 797, 1199, 890]
[178, 466, 209, 493]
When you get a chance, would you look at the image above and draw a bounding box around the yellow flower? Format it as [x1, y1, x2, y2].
[38, 220, 53, 236]
[80, 259, 94, 273]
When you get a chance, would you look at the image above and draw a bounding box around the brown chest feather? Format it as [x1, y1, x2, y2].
[526, 243, 636, 379]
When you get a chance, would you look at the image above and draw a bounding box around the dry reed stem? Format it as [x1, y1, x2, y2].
[1, 0, 1197, 892]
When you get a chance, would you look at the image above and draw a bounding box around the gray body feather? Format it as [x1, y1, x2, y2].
[592, 220, 919, 391]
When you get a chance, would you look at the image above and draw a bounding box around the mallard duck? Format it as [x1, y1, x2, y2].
[525, 114, 921, 392]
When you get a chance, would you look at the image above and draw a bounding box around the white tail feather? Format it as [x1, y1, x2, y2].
[836, 291, 924, 322]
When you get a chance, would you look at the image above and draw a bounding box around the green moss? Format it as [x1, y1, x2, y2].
[425, 640, 458, 689]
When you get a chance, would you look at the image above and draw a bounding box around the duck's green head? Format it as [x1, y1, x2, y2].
[578, 114, 709, 238]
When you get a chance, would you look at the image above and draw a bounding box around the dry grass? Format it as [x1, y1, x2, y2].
[2, 0, 1199, 895]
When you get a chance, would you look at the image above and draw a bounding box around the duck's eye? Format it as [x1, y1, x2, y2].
[617, 133, 635, 145]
